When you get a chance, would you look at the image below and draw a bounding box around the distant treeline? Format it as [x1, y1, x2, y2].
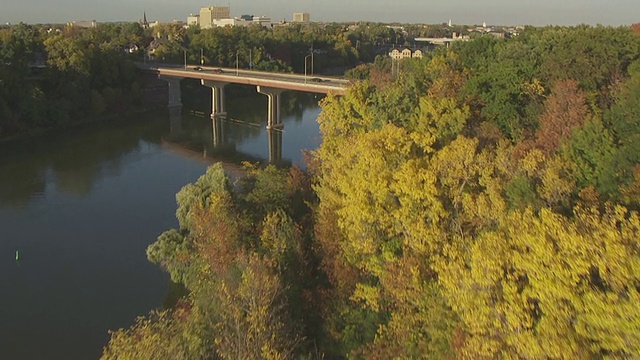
[102, 24, 640, 359]
[0, 20, 447, 139]
[0, 23, 147, 139]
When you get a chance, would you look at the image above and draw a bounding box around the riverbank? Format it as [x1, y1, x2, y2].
[0, 104, 167, 144]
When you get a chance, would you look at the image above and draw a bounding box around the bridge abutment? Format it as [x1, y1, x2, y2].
[257, 86, 284, 129]
[158, 75, 183, 109]
[201, 80, 228, 119]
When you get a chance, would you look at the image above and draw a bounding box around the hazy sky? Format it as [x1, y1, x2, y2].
[1, 0, 638, 26]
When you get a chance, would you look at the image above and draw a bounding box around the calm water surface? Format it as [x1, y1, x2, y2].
[0, 88, 322, 359]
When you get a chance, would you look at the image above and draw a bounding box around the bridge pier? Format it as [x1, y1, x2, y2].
[257, 86, 284, 129]
[158, 75, 183, 109]
[201, 80, 228, 118]
[267, 129, 283, 164]
[212, 115, 225, 148]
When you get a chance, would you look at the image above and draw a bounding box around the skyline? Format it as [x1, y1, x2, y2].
[1, 0, 637, 26]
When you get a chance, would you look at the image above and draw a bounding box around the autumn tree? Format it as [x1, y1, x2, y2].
[437, 207, 640, 358]
[534, 79, 589, 153]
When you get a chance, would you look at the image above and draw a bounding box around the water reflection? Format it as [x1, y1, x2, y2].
[0, 114, 166, 209]
[169, 107, 184, 137]
[267, 129, 283, 164]
[0, 90, 322, 211]
[0, 89, 323, 360]
[166, 88, 322, 168]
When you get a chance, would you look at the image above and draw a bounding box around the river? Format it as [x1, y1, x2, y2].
[0, 86, 323, 359]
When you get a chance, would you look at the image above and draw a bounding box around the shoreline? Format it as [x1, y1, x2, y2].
[0, 104, 166, 145]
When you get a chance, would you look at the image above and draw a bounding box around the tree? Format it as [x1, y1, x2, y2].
[101, 308, 210, 360]
[561, 117, 619, 198]
[607, 61, 640, 195]
[175, 162, 230, 230]
[437, 207, 640, 358]
[534, 79, 589, 153]
[214, 254, 298, 360]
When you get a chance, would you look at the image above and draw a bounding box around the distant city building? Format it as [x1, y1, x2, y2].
[199, 6, 231, 29]
[187, 7, 271, 28]
[292, 12, 310, 23]
[187, 14, 199, 26]
[389, 48, 423, 60]
[67, 20, 97, 28]
[213, 18, 236, 27]
[252, 16, 272, 27]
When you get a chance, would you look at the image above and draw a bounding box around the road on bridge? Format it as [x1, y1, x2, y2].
[138, 63, 350, 95]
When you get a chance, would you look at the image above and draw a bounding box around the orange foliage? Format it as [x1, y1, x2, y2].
[534, 79, 589, 153]
[313, 205, 360, 298]
[369, 66, 394, 88]
[190, 195, 242, 275]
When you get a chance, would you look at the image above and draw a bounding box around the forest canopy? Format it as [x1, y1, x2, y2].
[102, 24, 640, 359]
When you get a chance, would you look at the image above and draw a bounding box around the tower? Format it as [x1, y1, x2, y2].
[142, 11, 149, 29]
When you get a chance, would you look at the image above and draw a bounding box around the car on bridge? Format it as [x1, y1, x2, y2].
[212, 68, 224, 74]
[193, 66, 203, 71]
[310, 77, 325, 82]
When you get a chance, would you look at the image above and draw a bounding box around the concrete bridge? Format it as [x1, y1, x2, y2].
[138, 63, 349, 129]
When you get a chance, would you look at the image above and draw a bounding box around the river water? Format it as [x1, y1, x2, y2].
[0, 87, 323, 359]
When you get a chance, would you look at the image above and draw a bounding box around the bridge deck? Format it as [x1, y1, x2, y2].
[138, 63, 349, 95]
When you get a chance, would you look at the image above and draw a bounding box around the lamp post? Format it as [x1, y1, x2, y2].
[200, 48, 204, 65]
[309, 44, 314, 75]
[304, 54, 312, 83]
[183, 49, 187, 69]
[235, 50, 239, 76]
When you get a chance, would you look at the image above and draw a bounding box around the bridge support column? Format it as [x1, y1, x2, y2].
[267, 129, 283, 164]
[212, 115, 225, 148]
[257, 86, 284, 129]
[158, 75, 183, 109]
[202, 80, 228, 118]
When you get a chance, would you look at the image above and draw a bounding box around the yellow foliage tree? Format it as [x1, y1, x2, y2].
[437, 206, 640, 358]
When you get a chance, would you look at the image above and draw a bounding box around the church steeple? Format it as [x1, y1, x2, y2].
[142, 11, 149, 29]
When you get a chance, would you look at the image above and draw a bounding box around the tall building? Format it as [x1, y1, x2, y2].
[292, 12, 310, 23]
[199, 6, 231, 28]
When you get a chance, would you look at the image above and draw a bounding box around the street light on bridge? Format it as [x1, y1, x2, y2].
[304, 54, 312, 84]
[309, 44, 314, 75]
[235, 50, 239, 76]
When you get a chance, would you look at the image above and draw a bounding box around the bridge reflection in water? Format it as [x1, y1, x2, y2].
[167, 107, 286, 167]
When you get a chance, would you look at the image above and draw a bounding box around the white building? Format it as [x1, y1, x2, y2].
[67, 20, 97, 28]
[252, 16, 271, 27]
[389, 48, 424, 60]
[292, 12, 310, 23]
[187, 14, 199, 26]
